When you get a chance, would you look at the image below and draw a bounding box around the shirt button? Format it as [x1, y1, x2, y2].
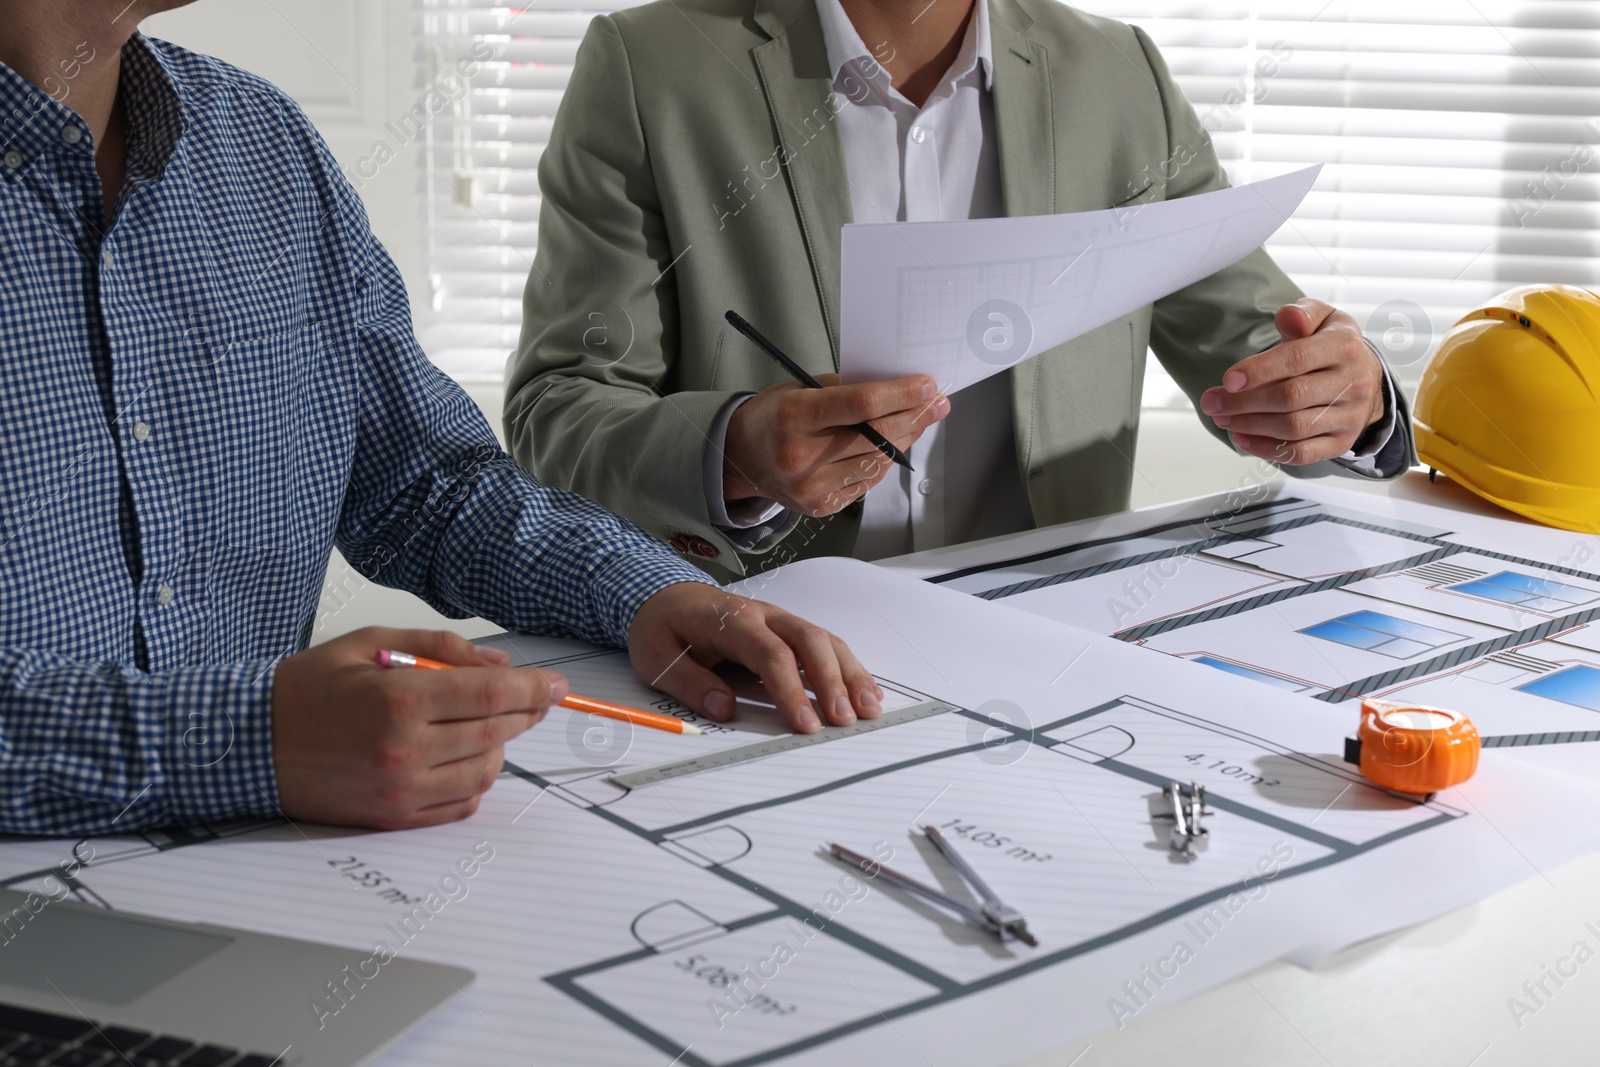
[102, 249, 115, 272]
[910, 125, 926, 144]
[2, 149, 21, 169]
[917, 478, 934, 495]
[131, 421, 150, 443]
[156, 584, 174, 607]
[59, 124, 83, 145]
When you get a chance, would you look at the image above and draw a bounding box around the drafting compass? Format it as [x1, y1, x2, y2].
[1153, 781, 1211, 860]
[830, 825, 1038, 947]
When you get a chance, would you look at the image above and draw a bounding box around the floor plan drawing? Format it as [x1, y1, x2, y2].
[0, 631, 1487, 1067]
[5, 558, 1596, 1067]
[536, 691, 1460, 1067]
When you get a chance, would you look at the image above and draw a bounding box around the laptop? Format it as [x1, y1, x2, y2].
[0, 888, 472, 1066]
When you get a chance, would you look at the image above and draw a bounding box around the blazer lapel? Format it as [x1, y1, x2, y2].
[988, 0, 1054, 219]
[993, 0, 1127, 215]
[752, 0, 853, 370]
[988, 0, 1055, 487]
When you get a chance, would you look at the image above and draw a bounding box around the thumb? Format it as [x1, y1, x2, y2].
[631, 632, 736, 723]
[657, 659, 738, 723]
[1275, 299, 1332, 341]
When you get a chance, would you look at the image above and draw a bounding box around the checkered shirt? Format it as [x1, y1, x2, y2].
[0, 34, 711, 835]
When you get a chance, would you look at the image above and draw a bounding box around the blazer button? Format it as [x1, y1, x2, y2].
[668, 535, 690, 554]
[686, 537, 720, 560]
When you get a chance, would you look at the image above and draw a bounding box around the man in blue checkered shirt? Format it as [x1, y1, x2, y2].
[0, 2, 886, 836]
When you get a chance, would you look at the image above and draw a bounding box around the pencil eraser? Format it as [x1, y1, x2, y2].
[374, 649, 393, 668]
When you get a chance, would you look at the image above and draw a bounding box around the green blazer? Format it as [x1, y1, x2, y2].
[504, 0, 1407, 581]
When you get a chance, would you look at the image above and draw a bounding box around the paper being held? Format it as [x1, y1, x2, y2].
[838, 165, 1321, 393]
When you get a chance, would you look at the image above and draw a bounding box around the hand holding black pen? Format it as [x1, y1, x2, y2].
[719, 310, 951, 518]
[725, 311, 913, 470]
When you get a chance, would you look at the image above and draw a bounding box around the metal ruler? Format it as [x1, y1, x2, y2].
[607, 698, 958, 790]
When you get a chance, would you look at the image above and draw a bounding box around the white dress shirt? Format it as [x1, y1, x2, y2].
[703, 0, 1397, 561]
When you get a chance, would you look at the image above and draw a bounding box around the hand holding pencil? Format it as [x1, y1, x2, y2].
[269, 598, 880, 830]
[270, 628, 570, 832]
[376, 648, 701, 735]
[720, 311, 951, 519]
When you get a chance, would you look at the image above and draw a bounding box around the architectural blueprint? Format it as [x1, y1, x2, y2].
[2, 558, 1597, 1067]
[903, 482, 1600, 764]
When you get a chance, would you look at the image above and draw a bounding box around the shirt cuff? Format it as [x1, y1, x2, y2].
[599, 557, 717, 649]
[161, 659, 282, 826]
[703, 395, 791, 539]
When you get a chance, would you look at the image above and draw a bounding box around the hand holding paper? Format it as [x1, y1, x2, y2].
[1200, 297, 1390, 465]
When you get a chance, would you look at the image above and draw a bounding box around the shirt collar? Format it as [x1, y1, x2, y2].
[0, 32, 186, 182]
[813, 0, 993, 96]
[120, 32, 188, 181]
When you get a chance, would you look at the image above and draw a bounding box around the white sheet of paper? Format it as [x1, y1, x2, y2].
[838, 165, 1321, 392]
[9, 559, 1599, 1067]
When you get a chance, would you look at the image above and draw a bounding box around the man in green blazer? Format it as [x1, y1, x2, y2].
[505, 0, 1412, 581]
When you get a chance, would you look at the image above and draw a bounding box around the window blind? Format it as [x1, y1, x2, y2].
[414, 0, 651, 380]
[1083, 1, 1600, 405]
[415, 0, 1600, 404]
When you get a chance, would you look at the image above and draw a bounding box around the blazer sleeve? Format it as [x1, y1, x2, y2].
[502, 16, 751, 571]
[1133, 26, 1415, 481]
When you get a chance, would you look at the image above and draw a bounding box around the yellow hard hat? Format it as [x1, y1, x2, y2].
[1414, 284, 1600, 533]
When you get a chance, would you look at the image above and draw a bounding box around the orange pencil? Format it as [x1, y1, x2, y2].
[374, 649, 702, 735]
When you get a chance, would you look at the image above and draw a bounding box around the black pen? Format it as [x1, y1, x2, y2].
[724, 310, 914, 471]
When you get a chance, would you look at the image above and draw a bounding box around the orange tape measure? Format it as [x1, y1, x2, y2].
[1344, 699, 1481, 799]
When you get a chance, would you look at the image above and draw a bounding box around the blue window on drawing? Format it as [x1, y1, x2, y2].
[1299, 610, 1465, 660]
[1516, 665, 1600, 713]
[1190, 656, 1314, 693]
[1449, 571, 1598, 614]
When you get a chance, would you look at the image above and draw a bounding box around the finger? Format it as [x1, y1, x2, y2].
[865, 393, 950, 447]
[1231, 431, 1348, 466]
[805, 398, 945, 473]
[717, 612, 821, 732]
[1274, 298, 1334, 342]
[817, 447, 896, 491]
[415, 748, 505, 809]
[803, 376, 939, 431]
[363, 627, 509, 668]
[768, 614, 854, 726]
[1203, 366, 1353, 417]
[1212, 402, 1365, 442]
[831, 634, 883, 719]
[796, 453, 895, 517]
[804, 477, 874, 519]
[400, 795, 483, 828]
[1216, 338, 1339, 398]
[629, 618, 739, 722]
[426, 709, 547, 765]
[404, 666, 569, 723]
[655, 657, 742, 724]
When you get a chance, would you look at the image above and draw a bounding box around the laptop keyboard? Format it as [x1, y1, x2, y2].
[0, 1003, 282, 1067]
